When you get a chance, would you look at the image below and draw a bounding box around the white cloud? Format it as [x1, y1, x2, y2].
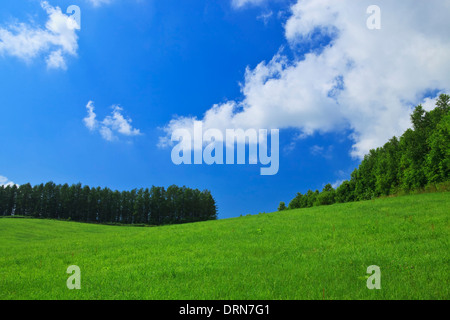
[232, 0, 269, 8]
[83, 101, 142, 141]
[257, 11, 273, 25]
[46, 49, 66, 70]
[310, 145, 333, 159]
[160, 0, 450, 159]
[310, 145, 324, 155]
[83, 101, 97, 131]
[331, 179, 345, 189]
[0, 176, 18, 187]
[0, 1, 79, 70]
[86, 0, 112, 7]
[99, 126, 115, 141]
[104, 106, 142, 137]
[421, 95, 442, 112]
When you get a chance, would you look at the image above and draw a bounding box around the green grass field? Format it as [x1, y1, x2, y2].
[0, 192, 448, 300]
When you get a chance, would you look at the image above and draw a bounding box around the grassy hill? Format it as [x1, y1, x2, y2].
[0, 192, 448, 300]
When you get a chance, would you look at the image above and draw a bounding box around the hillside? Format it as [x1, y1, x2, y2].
[0, 192, 448, 300]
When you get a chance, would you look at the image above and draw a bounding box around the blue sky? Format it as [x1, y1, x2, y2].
[1, 0, 449, 218]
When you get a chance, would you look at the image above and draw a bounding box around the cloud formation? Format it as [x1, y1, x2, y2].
[0, 175, 17, 187]
[161, 0, 450, 158]
[0, 1, 80, 70]
[232, 0, 269, 8]
[257, 11, 274, 25]
[86, 0, 112, 7]
[83, 101, 142, 141]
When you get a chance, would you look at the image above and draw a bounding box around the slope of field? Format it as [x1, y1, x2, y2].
[0, 192, 448, 300]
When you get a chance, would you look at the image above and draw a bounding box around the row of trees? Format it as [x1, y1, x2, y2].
[282, 94, 449, 211]
[0, 183, 217, 225]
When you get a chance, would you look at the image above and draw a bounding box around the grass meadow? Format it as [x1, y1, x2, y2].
[0, 192, 448, 300]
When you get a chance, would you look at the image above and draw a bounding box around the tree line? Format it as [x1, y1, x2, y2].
[280, 94, 450, 211]
[0, 183, 217, 225]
